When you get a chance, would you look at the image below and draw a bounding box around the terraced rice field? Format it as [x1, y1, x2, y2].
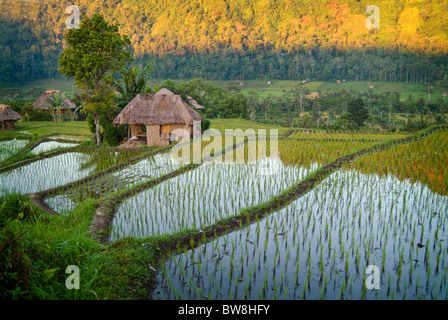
[287, 129, 408, 141]
[0, 152, 95, 195]
[1, 124, 446, 300]
[153, 170, 448, 300]
[0, 138, 29, 162]
[31, 141, 79, 155]
[109, 157, 317, 240]
[45, 152, 183, 214]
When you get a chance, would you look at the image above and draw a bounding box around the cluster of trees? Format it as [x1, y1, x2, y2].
[246, 87, 448, 130]
[143, 50, 447, 83]
[1, 0, 447, 86]
[57, 13, 249, 146]
[151, 78, 248, 120]
[58, 12, 133, 146]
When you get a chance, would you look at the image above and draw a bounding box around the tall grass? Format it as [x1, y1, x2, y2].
[0, 192, 160, 299]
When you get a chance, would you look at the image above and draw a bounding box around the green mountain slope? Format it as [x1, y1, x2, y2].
[0, 0, 447, 86]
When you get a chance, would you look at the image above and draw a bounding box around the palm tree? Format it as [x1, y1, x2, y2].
[46, 93, 64, 122]
[438, 75, 448, 101]
[294, 83, 309, 125]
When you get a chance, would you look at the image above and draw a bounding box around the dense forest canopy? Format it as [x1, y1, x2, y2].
[0, 0, 447, 86]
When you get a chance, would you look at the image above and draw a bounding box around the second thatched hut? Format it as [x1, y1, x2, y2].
[32, 89, 76, 115]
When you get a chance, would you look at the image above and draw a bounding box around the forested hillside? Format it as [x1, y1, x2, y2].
[1, 0, 447, 86]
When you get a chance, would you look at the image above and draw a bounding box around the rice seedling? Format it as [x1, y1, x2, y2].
[3, 125, 442, 300]
[152, 167, 448, 300]
[43, 151, 182, 213]
[0, 152, 95, 196]
[346, 131, 448, 196]
[30, 141, 78, 155]
[110, 149, 319, 240]
[0, 138, 28, 162]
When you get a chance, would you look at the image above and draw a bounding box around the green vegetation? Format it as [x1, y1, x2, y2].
[59, 12, 132, 146]
[346, 131, 448, 195]
[1, 0, 447, 86]
[0, 0, 447, 301]
[1, 122, 90, 139]
[210, 118, 288, 136]
[347, 98, 369, 128]
[0, 193, 160, 299]
[0, 120, 446, 300]
[2, 77, 447, 134]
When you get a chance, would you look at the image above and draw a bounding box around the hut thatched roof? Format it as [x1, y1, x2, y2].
[187, 95, 206, 110]
[0, 104, 22, 122]
[32, 89, 76, 110]
[113, 88, 204, 126]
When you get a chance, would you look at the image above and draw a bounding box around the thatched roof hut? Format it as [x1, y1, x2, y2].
[113, 88, 204, 146]
[186, 95, 205, 110]
[32, 89, 76, 112]
[0, 104, 22, 130]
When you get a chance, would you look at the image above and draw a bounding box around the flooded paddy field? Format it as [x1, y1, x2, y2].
[0, 138, 29, 162]
[108, 138, 378, 241]
[0, 152, 96, 195]
[346, 131, 448, 196]
[0, 147, 151, 196]
[44, 152, 183, 214]
[31, 141, 79, 155]
[109, 157, 318, 241]
[152, 170, 448, 300]
[1, 123, 445, 301]
[47, 135, 88, 142]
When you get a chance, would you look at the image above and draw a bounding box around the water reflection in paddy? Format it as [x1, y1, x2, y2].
[153, 170, 448, 300]
[110, 156, 318, 241]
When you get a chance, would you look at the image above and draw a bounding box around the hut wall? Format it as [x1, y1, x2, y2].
[146, 124, 169, 147]
[169, 124, 192, 142]
[170, 124, 192, 135]
[1, 121, 15, 130]
[161, 124, 171, 134]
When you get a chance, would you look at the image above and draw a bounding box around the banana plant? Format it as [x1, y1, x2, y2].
[68, 104, 83, 121]
[114, 60, 154, 108]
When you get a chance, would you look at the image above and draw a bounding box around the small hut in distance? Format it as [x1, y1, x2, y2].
[186, 95, 205, 110]
[0, 104, 22, 130]
[113, 88, 204, 147]
[32, 89, 76, 115]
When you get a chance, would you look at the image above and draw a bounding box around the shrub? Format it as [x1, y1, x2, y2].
[20, 105, 52, 122]
[0, 194, 38, 299]
[202, 119, 211, 132]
